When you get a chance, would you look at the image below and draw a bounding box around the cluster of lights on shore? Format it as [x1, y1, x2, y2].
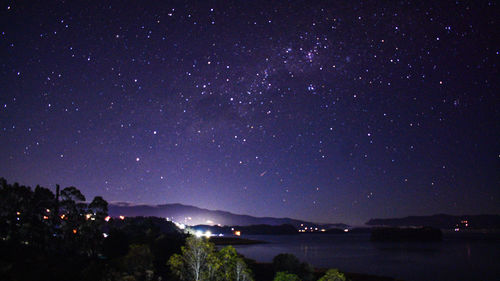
[297, 223, 349, 233]
[454, 220, 469, 232]
[165, 217, 244, 237]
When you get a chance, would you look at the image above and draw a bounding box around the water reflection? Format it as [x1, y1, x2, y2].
[232, 233, 500, 281]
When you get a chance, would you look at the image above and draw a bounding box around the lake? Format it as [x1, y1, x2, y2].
[232, 233, 500, 281]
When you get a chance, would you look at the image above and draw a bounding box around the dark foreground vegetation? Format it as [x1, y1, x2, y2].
[0, 178, 398, 281]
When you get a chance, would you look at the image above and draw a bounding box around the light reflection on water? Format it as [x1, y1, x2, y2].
[232, 233, 500, 281]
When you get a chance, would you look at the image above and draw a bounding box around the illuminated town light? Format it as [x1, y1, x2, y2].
[119, 215, 125, 220]
[234, 230, 241, 236]
[104, 216, 111, 222]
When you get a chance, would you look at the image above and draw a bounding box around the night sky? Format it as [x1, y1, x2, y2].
[1, 1, 498, 225]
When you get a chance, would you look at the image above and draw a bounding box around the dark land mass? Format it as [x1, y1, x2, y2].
[109, 202, 348, 229]
[300, 227, 372, 234]
[366, 214, 500, 229]
[370, 227, 443, 242]
[210, 236, 265, 245]
[107, 216, 183, 235]
[192, 223, 298, 235]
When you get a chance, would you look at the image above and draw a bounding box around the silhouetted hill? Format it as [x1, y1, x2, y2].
[109, 202, 348, 229]
[371, 227, 443, 242]
[366, 214, 500, 229]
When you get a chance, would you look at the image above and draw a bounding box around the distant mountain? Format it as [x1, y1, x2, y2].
[366, 214, 500, 229]
[108, 202, 348, 229]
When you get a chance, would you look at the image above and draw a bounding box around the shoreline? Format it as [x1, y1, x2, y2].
[210, 236, 267, 245]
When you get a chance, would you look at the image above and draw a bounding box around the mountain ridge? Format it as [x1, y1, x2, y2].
[108, 202, 348, 229]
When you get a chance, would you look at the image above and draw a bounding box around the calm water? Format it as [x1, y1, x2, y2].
[232, 233, 500, 281]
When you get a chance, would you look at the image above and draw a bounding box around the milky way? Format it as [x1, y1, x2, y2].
[1, 1, 498, 224]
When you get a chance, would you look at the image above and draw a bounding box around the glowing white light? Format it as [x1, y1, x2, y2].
[195, 231, 203, 238]
[204, 231, 212, 238]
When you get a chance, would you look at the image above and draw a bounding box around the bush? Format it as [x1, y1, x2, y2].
[272, 254, 314, 281]
[273, 271, 301, 281]
[318, 269, 346, 281]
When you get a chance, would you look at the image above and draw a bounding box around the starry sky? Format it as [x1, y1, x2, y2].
[1, 1, 499, 225]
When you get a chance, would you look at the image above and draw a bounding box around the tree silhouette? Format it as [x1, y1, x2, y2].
[168, 236, 253, 281]
[169, 236, 213, 281]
